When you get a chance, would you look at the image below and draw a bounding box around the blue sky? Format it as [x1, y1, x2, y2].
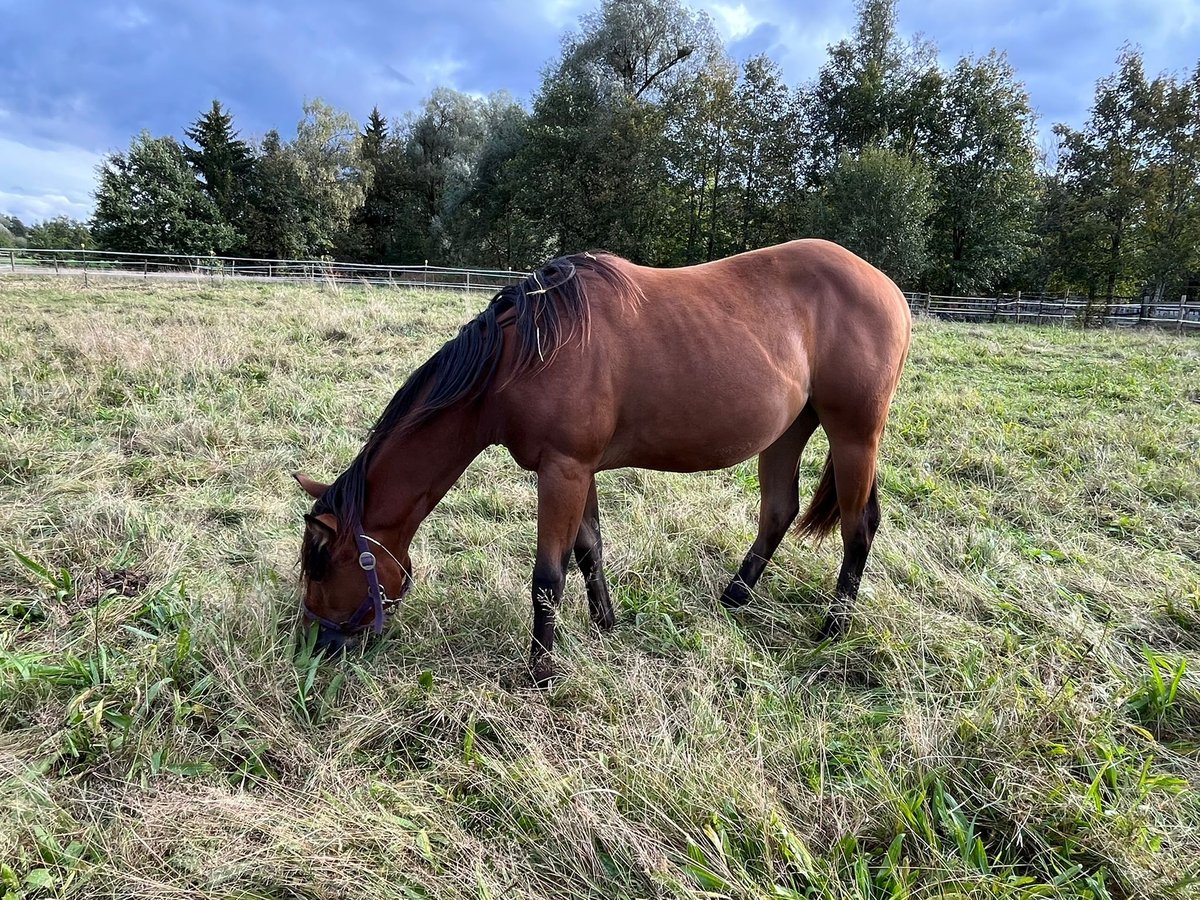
[1, 0, 1198, 225]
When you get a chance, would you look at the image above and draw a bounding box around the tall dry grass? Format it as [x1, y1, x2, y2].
[1, 275, 1198, 899]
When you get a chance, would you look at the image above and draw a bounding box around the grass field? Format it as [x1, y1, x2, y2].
[1, 276, 1199, 900]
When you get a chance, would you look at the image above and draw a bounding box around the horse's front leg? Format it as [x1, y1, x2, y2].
[530, 457, 592, 687]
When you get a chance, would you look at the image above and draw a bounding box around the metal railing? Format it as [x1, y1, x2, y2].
[0, 247, 528, 292]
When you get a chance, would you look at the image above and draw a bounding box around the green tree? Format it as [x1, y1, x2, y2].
[405, 88, 488, 260]
[361, 106, 389, 176]
[92, 132, 236, 255]
[289, 99, 365, 256]
[728, 55, 804, 254]
[454, 97, 544, 268]
[805, 0, 940, 181]
[341, 107, 399, 262]
[517, 0, 721, 262]
[183, 100, 253, 251]
[1052, 50, 1154, 301]
[923, 53, 1040, 294]
[665, 55, 737, 262]
[566, 0, 720, 102]
[812, 146, 934, 285]
[1139, 64, 1200, 303]
[27, 217, 94, 250]
[510, 71, 604, 257]
[2, 215, 28, 239]
[241, 130, 314, 260]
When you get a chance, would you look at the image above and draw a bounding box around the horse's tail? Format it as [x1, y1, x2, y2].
[795, 452, 840, 540]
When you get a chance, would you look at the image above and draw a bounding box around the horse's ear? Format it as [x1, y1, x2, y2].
[303, 513, 338, 545]
[293, 472, 329, 499]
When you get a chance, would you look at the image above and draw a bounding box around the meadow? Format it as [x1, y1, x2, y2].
[1, 276, 1198, 899]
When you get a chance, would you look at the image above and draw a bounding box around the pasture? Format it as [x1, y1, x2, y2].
[1, 277, 1199, 899]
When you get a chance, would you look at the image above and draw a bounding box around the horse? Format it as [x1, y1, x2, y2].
[294, 239, 911, 685]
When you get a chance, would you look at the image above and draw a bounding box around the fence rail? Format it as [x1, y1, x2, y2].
[903, 291, 1200, 332]
[3, 247, 1197, 332]
[1, 247, 528, 293]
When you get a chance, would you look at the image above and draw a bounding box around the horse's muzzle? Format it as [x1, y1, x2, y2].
[314, 624, 357, 654]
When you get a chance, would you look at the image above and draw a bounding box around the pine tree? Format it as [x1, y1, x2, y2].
[361, 107, 389, 173]
[183, 100, 253, 250]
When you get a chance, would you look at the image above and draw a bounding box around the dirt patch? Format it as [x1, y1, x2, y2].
[69, 567, 152, 612]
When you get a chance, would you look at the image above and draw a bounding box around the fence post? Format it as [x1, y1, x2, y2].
[1179, 295, 1187, 335]
[991, 295, 1001, 323]
[143, 259, 148, 280]
[424, 260, 429, 291]
[83, 255, 88, 287]
[466, 270, 471, 293]
[8, 249, 13, 272]
[54, 255, 60, 275]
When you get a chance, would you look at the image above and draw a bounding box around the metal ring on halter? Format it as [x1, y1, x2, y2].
[358, 550, 377, 571]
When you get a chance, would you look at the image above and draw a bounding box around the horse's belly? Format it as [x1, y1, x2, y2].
[600, 384, 803, 472]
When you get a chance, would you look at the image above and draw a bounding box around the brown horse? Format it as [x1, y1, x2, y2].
[295, 240, 911, 684]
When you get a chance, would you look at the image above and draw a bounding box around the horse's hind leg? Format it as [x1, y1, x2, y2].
[574, 477, 616, 629]
[819, 430, 882, 638]
[721, 406, 820, 609]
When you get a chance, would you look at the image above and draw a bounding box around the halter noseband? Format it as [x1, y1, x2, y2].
[305, 522, 408, 637]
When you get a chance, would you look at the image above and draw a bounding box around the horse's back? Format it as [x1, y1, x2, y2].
[496, 241, 911, 473]
[626, 239, 909, 343]
[614, 238, 911, 401]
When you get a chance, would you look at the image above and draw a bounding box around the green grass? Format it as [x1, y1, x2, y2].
[1, 275, 1198, 899]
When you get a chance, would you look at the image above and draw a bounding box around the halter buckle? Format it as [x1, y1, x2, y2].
[358, 550, 377, 572]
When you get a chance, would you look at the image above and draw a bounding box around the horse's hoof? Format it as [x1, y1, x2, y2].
[720, 580, 751, 609]
[590, 603, 617, 631]
[816, 612, 849, 641]
[529, 655, 559, 689]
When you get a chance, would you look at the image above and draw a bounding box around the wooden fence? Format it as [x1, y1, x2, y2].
[1, 247, 527, 293]
[904, 291, 1200, 332]
[3, 247, 1198, 332]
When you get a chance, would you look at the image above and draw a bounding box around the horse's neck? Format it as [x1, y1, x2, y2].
[363, 403, 487, 541]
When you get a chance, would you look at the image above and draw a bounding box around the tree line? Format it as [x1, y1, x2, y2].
[6, 0, 1199, 301]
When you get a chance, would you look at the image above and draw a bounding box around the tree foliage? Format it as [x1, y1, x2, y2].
[1046, 49, 1200, 302]
[923, 53, 1040, 294]
[93, 132, 235, 255]
[27, 217, 94, 250]
[35, 0, 1193, 300]
[184, 100, 253, 251]
[813, 146, 934, 284]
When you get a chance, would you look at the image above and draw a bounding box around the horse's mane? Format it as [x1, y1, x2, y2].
[304, 252, 640, 562]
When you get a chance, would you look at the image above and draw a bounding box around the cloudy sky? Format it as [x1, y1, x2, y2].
[1, 0, 1198, 225]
